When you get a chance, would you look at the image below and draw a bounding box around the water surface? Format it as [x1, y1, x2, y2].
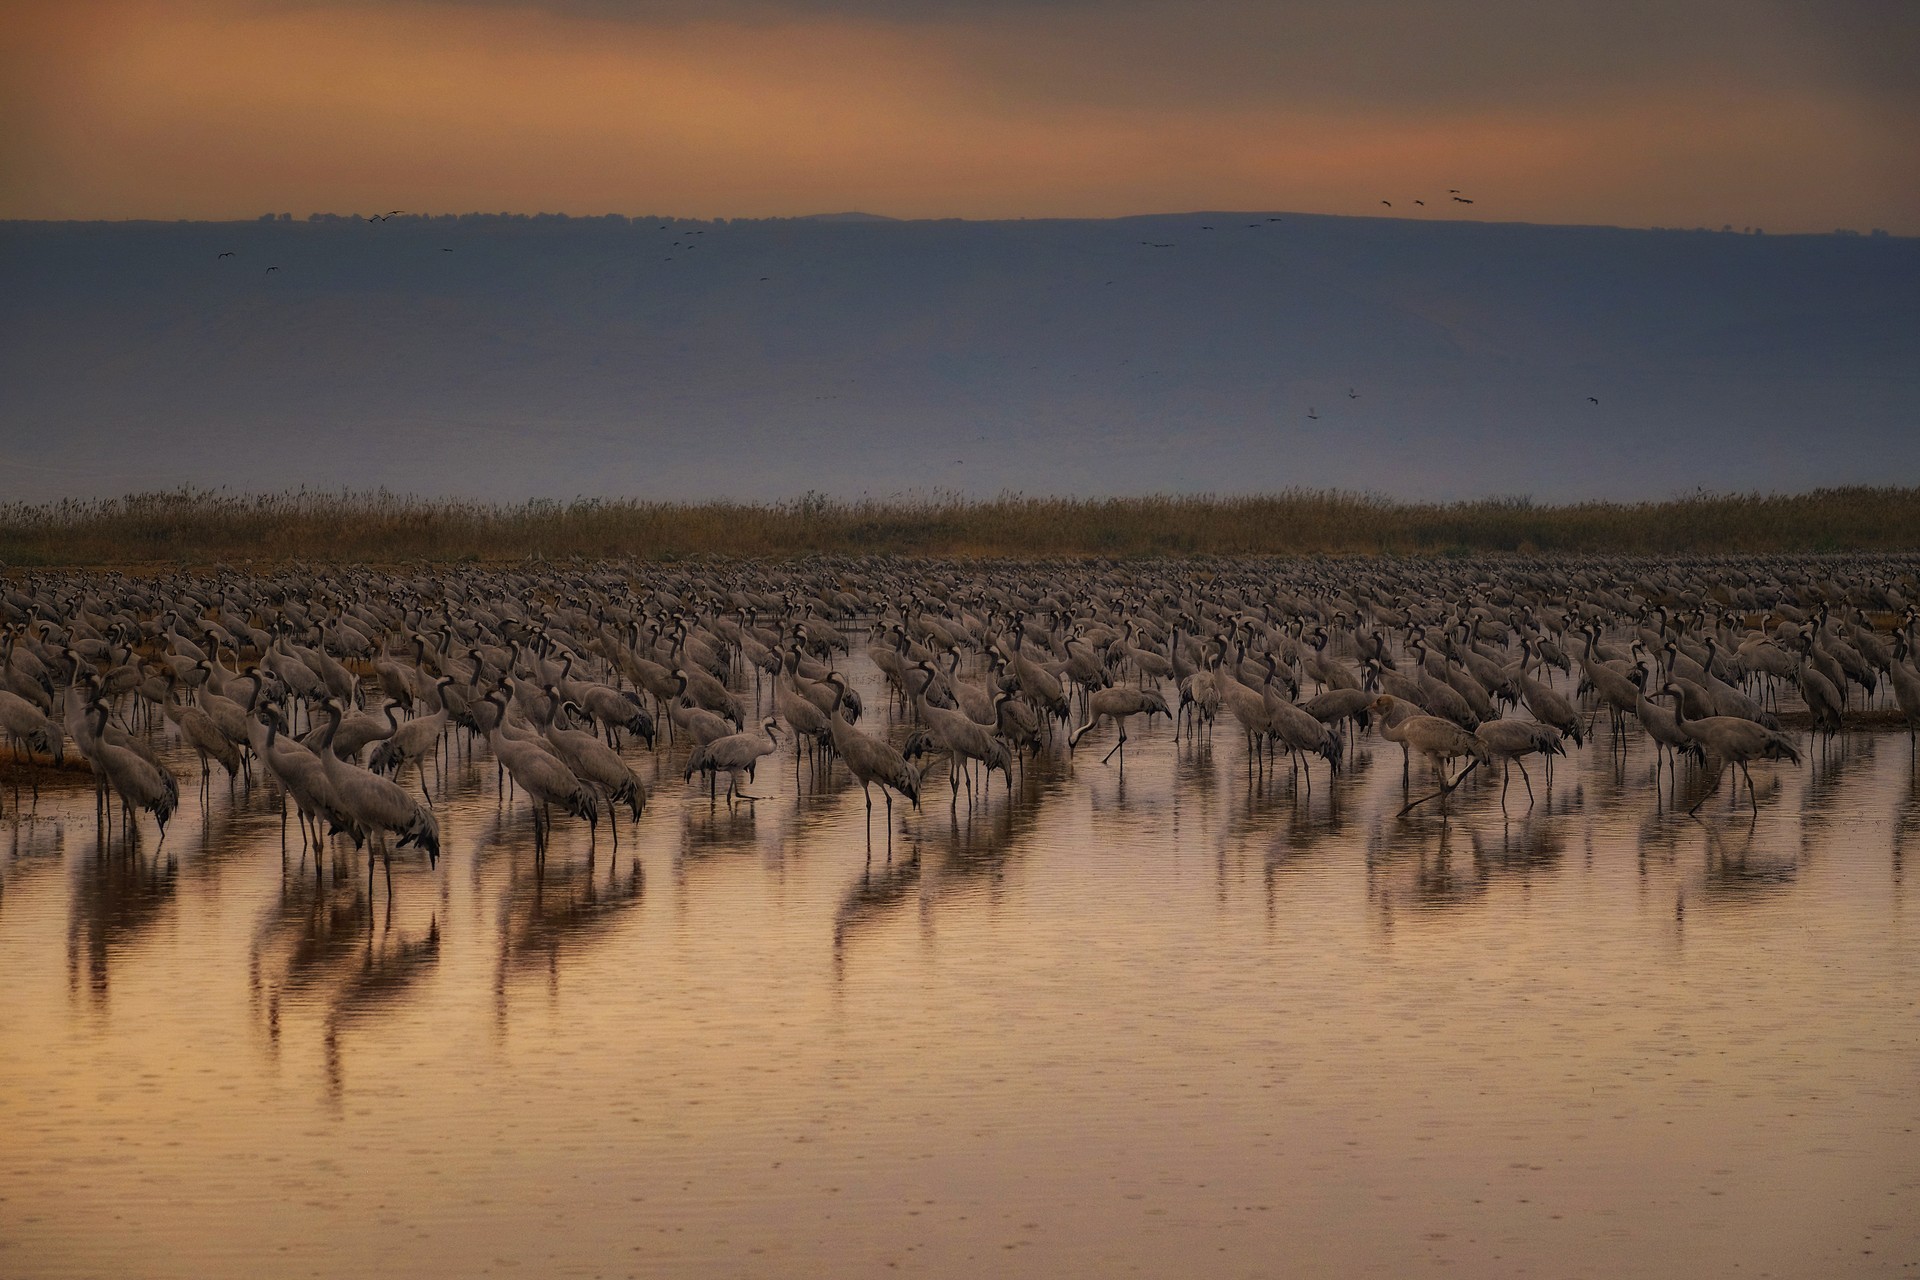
[3, 663, 1916, 1278]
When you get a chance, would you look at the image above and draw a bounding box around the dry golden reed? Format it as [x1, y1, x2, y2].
[1, 487, 1916, 565]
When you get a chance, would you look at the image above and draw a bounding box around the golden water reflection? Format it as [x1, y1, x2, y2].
[1, 690, 1916, 1279]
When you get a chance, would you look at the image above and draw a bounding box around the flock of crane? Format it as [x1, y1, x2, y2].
[5, 554, 1919, 889]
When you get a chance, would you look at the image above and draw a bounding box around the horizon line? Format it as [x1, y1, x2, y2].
[3, 209, 1911, 240]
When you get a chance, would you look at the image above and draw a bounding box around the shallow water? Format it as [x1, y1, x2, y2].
[3, 660, 1918, 1278]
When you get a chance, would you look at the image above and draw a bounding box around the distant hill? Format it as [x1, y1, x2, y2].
[0, 212, 1913, 502]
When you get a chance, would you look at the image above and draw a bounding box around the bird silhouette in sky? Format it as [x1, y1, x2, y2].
[1587, 396, 1600, 405]
[1414, 199, 1425, 206]
[1381, 200, 1392, 207]
[264, 266, 279, 275]
[217, 251, 234, 259]
[1347, 388, 1359, 399]
[440, 247, 452, 252]
[1453, 196, 1474, 204]
[1306, 407, 1319, 420]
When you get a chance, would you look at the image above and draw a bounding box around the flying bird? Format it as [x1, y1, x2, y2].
[1414, 199, 1425, 206]
[264, 266, 279, 275]
[216, 251, 235, 259]
[1453, 196, 1474, 204]
[1306, 408, 1319, 421]
[1347, 388, 1359, 399]
[1381, 200, 1392, 207]
[1587, 396, 1600, 405]
[440, 247, 452, 252]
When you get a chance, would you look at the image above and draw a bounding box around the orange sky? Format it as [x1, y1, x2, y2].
[3, 0, 1915, 231]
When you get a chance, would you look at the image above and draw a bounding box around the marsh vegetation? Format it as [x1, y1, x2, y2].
[4, 485, 1917, 565]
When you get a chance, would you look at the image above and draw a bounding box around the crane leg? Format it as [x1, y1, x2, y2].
[1516, 757, 1535, 806]
[1398, 788, 1440, 816]
[1397, 758, 1479, 818]
[1688, 762, 1725, 815]
[1102, 727, 1127, 766]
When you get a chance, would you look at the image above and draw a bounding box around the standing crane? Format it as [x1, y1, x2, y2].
[316, 699, 441, 894]
[686, 717, 782, 804]
[1069, 685, 1172, 766]
[86, 702, 178, 843]
[1372, 695, 1488, 816]
[1657, 683, 1799, 817]
[823, 674, 920, 842]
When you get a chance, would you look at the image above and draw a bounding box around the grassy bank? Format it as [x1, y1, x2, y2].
[2, 487, 1917, 565]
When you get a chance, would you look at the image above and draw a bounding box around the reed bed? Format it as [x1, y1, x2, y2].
[1, 487, 1917, 565]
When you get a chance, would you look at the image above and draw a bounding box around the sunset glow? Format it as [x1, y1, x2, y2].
[4, 0, 1914, 231]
